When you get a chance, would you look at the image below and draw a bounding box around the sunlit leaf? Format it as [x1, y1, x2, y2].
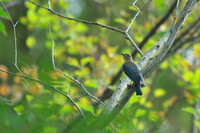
[182, 106, 195, 114]
[75, 23, 88, 33]
[160, 61, 168, 69]
[13, 105, 25, 115]
[154, 88, 166, 97]
[26, 36, 36, 48]
[128, 5, 138, 11]
[196, 121, 200, 129]
[114, 18, 126, 24]
[26, 94, 34, 103]
[182, 69, 193, 82]
[84, 79, 98, 88]
[81, 57, 95, 66]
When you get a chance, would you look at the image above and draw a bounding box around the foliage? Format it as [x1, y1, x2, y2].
[0, 0, 200, 133]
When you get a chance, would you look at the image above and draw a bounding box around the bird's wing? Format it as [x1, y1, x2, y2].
[124, 62, 140, 76]
[123, 62, 141, 83]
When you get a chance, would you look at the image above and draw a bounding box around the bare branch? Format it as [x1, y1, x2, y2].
[48, 25, 105, 106]
[0, 95, 21, 106]
[47, 0, 51, 9]
[126, 0, 140, 33]
[93, 0, 199, 130]
[65, 84, 87, 122]
[0, 1, 24, 76]
[27, 0, 125, 34]
[140, 0, 153, 10]
[27, 0, 146, 57]
[0, 68, 88, 120]
[143, 0, 199, 77]
[99, 0, 177, 102]
[125, 0, 144, 56]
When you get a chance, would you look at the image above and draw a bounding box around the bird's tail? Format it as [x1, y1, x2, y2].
[135, 85, 142, 96]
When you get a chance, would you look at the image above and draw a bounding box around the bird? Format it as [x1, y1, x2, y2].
[121, 53, 145, 96]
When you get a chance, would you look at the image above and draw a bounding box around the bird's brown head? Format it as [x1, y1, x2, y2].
[121, 53, 133, 62]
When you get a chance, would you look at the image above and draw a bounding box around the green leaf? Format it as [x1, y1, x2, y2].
[0, 9, 9, 19]
[114, 18, 126, 24]
[135, 109, 146, 117]
[155, 0, 165, 12]
[154, 88, 166, 97]
[0, 21, 6, 35]
[182, 106, 195, 114]
[195, 121, 200, 129]
[13, 105, 25, 115]
[26, 36, 36, 48]
[160, 61, 168, 69]
[148, 111, 158, 121]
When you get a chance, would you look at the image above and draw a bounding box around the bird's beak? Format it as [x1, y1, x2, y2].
[121, 52, 125, 56]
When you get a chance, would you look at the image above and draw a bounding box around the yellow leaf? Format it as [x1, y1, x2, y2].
[160, 61, 168, 69]
[154, 88, 166, 97]
[26, 36, 36, 48]
[114, 18, 126, 24]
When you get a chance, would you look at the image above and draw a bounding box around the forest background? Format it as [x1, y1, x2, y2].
[0, 0, 200, 133]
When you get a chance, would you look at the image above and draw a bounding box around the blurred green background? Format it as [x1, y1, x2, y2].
[0, 0, 200, 132]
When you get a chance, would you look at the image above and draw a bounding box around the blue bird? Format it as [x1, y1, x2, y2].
[121, 53, 145, 96]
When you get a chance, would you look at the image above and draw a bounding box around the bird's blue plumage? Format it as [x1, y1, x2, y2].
[123, 62, 143, 95]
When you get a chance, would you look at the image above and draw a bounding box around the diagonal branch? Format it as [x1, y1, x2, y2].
[98, 0, 178, 102]
[0, 1, 24, 76]
[93, 0, 199, 130]
[27, 0, 153, 57]
[0, 68, 86, 121]
[28, 1, 125, 34]
[48, 24, 105, 106]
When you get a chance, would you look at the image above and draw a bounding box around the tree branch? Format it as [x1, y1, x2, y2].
[28, 0, 125, 34]
[0, 68, 86, 121]
[98, 0, 178, 102]
[48, 24, 105, 106]
[0, 1, 24, 76]
[92, 0, 199, 130]
[27, 0, 153, 57]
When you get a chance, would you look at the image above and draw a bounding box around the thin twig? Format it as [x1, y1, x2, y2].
[125, 0, 143, 56]
[47, 0, 51, 9]
[126, 0, 140, 33]
[140, 0, 153, 10]
[28, 0, 125, 34]
[28, 0, 145, 56]
[48, 25, 105, 106]
[0, 1, 24, 76]
[125, 33, 143, 56]
[93, 0, 198, 130]
[98, 0, 177, 102]
[124, 0, 153, 56]
[66, 84, 87, 122]
[0, 68, 87, 120]
[51, 24, 87, 120]
[0, 1, 87, 120]
[0, 95, 21, 106]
